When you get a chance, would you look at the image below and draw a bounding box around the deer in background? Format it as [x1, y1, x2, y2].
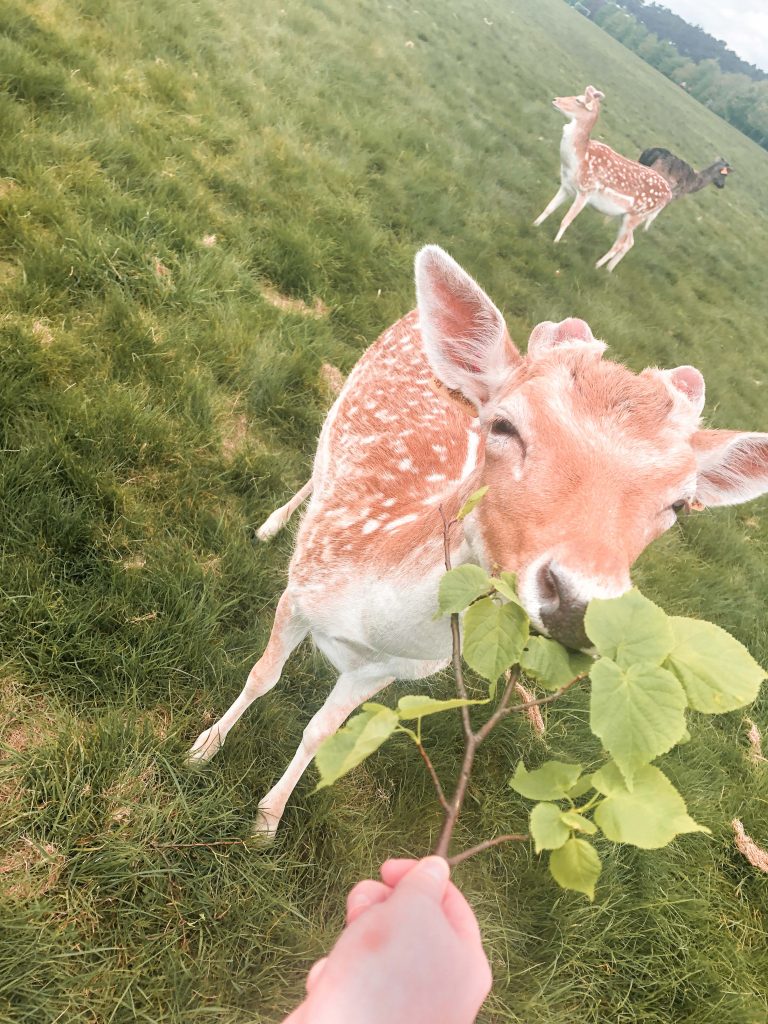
[534, 85, 672, 271]
[189, 245, 768, 836]
[638, 148, 732, 200]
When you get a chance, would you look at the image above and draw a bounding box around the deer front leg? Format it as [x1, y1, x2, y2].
[554, 192, 589, 242]
[254, 663, 395, 837]
[533, 185, 569, 227]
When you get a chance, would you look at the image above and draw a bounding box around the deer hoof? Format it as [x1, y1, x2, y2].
[187, 726, 224, 764]
[252, 805, 281, 841]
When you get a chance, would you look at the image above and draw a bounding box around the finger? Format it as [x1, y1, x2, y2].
[305, 957, 328, 994]
[392, 855, 450, 902]
[346, 879, 391, 923]
[379, 858, 418, 887]
[441, 881, 484, 946]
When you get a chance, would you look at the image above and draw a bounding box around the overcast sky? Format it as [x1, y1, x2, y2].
[659, 0, 768, 72]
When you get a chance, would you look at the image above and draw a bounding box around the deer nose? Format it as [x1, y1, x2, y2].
[536, 562, 589, 650]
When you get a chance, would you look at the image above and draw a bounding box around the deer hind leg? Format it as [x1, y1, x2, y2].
[533, 185, 569, 227]
[643, 208, 662, 232]
[256, 479, 313, 542]
[606, 229, 636, 271]
[554, 192, 589, 242]
[595, 214, 631, 269]
[253, 662, 395, 837]
[605, 213, 645, 271]
[188, 589, 308, 762]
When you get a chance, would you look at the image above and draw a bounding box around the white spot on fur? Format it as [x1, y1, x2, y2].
[383, 513, 418, 532]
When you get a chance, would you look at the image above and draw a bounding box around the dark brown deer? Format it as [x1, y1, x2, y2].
[638, 148, 732, 200]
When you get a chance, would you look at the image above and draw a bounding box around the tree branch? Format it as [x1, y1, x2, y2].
[447, 833, 529, 867]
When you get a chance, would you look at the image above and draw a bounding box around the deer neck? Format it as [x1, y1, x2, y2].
[560, 118, 593, 176]
[689, 164, 721, 193]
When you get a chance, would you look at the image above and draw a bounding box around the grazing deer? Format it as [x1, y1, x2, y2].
[190, 246, 768, 835]
[638, 148, 732, 200]
[534, 86, 672, 270]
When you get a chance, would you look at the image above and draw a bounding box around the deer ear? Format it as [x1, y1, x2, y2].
[692, 430, 768, 506]
[527, 318, 606, 360]
[415, 245, 521, 411]
[658, 365, 706, 417]
[585, 85, 605, 100]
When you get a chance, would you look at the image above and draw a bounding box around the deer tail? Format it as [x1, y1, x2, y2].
[256, 479, 313, 541]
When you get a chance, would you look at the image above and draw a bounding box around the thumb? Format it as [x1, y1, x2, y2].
[394, 855, 450, 902]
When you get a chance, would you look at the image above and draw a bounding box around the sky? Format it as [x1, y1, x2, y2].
[659, 0, 768, 73]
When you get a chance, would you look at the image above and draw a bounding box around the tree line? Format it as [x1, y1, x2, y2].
[574, 1, 768, 150]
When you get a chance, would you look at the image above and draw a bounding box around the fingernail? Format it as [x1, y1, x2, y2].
[421, 856, 449, 881]
[348, 891, 371, 912]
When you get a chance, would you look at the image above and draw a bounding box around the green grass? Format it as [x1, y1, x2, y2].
[1, 0, 768, 1020]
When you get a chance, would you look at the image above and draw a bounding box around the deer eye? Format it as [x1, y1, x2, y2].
[671, 499, 689, 515]
[489, 418, 527, 458]
[490, 418, 520, 439]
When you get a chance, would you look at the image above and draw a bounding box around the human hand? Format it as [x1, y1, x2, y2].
[283, 856, 491, 1024]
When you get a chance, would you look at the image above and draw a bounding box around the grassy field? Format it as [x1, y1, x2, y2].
[1, 0, 768, 1020]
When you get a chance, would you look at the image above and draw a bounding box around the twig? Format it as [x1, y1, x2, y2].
[495, 674, 586, 720]
[473, 668, 519, 745]
[431, 506, 586, 861]
[434, 729, 476, 858]
[417, 743, 451, 814]
[435, 505, 478, 858]
[439, 506, 473, 740]
[447, 833, 529, 867]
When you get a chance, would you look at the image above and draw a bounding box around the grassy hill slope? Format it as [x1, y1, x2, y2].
[1, 0, 767, 1021]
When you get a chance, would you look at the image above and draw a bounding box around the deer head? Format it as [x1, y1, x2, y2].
[552, 84, 605, 122]
[417, 246, 768, 647]
[713, 158, 732, 189]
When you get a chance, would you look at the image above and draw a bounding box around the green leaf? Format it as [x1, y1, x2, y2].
[530, 802, 571, 852]
[510, 760, 583, 800]
[490, 573, 524, 607]
[568, 650, 595, 677]
[593, 762, 710, 848]
[462, 597, 529, 683]
[315, 705, 399, 790]
[436, 565, 491, 617]
[665, 616, 766, 713]
[396, 694, 488, 719]
[457, 485, 489, 520]
[560, 810, 598, 835]
[589, 658, 687, 787]
[584, 590, 673, 669]
[567, 774, 594, 799]
[549, 838, 601, 900]
[521, 636, 579, 691]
